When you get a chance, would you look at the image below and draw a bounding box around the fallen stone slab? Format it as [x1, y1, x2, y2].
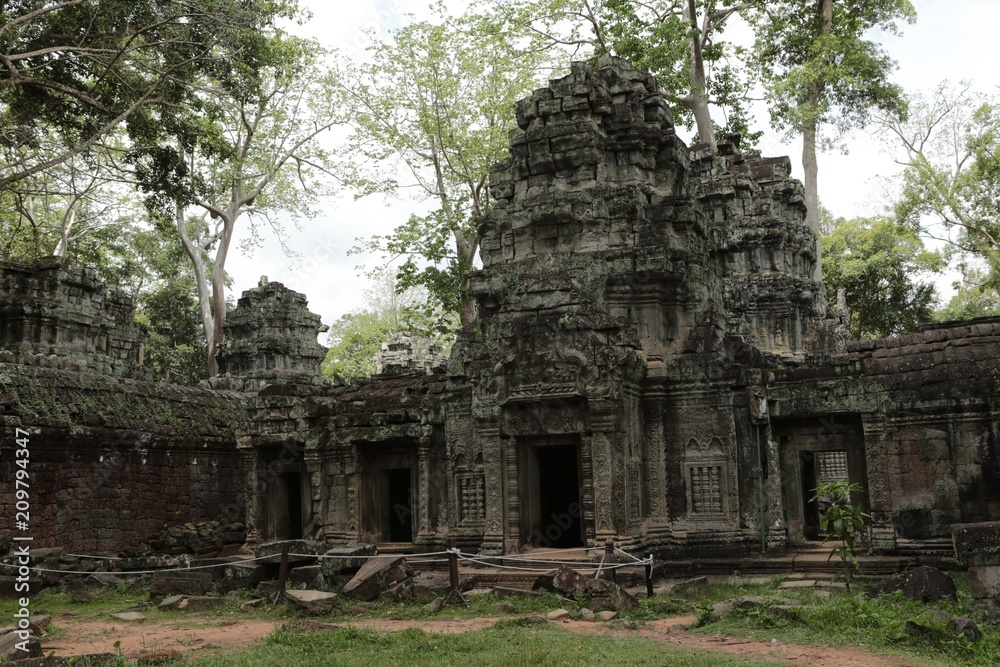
[552, 567, 588, 597]
[110, 612, 146, 622]
[177, 596, 224, 611]
[580, 607, 596, 621]
[158, 595, 186, 609]
[906, 609, 982, 643]
[596, 611, 618, 621]
[150, 570, 213, 597]
[584, 578, 636, 611]
[0, 630, 43, 660]
[27, 615, 51, 636]
[868, 566, 957, 603]
[410, 571, 478, 600]
[220, 562, 265, 592]
[342, 556, 407, 601]
[286, 590, 339, 615]
[288, 565, 323, 589]
[546, 609, 570, 621]
[425, 597, 445, 613]
[320, 544, 376, 576]
[671, 576, 710, 597]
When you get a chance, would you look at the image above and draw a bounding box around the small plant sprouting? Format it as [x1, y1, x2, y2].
[811, 480, 869, 591]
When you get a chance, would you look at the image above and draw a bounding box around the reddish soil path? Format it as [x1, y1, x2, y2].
[44, 614, 944, 666]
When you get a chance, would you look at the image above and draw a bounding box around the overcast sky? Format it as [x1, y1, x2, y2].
[224, 0, 1000, 333]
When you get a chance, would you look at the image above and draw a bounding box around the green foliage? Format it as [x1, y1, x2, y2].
[821, 216, 943, 338]
[321, 272, 455, 381]
[810, 481, 869, 590]
[321, 310, 395, 381]
[886, 82, 1000, 292]
[495, 0, 760, 146]
[748, 0, 915, 145]
[0, 0, 297, 190]
[341, 3, 550, 326]
[936, 268, 1000, 321]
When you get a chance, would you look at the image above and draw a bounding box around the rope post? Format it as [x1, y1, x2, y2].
[645, 553, 654, 598]
[274, 542, 289, 604]
[448, 540, 459, 594]
[604, 539, 616, 583]
[443, 541, 468, 607]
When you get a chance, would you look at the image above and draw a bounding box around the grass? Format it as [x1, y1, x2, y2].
[8, 573, 1000, 666]
[159, 622, 780, 667]
[694, 575, 1000, 667]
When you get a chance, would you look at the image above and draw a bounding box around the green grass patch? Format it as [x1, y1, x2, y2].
[162, 623, 780, 666]
[699, 580, 1000, 667]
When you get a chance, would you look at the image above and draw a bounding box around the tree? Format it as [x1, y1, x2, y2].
[883, 82, 1000, 290]
[749, 0, 915, 239]
[821, 215, 943, 339]
[340, 4, 550, 329]
[321, 272, 451, 381]
[494, 0, 758, 149]
[0, 135, 135, 262]
[131, 223, 210, 385]
[131, 34, 344, 377]
[935, 268, 1000, 322]
[0, 0, 295, 190]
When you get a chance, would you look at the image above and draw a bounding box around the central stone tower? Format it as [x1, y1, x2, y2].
[453, 56, 825, 554]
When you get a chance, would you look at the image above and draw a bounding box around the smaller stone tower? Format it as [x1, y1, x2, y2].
[212, 278, 326, 390]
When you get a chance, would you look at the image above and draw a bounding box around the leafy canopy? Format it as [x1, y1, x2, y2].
[821, 215, 943, 339]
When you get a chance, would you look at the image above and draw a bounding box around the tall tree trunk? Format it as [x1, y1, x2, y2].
[684, 0, 716, 149]
[802, 0, 832, 281]
[175, 205, 219, 377]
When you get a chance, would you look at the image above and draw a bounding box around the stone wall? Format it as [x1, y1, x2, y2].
[0, 364, 245, 553]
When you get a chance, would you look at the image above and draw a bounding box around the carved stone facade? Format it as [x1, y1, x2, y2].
[3, 58, 1000, 560]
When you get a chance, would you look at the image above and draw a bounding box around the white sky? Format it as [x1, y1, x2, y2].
[224, 0, 1000, 331]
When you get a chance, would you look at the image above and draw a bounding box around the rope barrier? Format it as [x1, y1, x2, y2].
[0, 553, 277, 576]
[2, 546, 650, 576]
[458, 554, 639, 573]
[289, 550, 452, 560]
[613, 547, 646, 563]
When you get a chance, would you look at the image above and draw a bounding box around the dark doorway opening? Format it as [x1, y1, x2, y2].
[524, 443, 583, 549]
[799, 452, 820, 540]
[284, 472, 304, 540]
[385, 467, 413, 542]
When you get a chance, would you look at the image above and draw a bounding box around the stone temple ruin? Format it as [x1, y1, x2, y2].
[3, 58, 1000, 566]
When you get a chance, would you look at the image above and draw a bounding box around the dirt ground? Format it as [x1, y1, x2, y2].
[44, 613, 943, 666]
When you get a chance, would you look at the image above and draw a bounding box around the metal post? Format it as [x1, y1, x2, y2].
[604, 539, 616, 583]
[645, 553, 654, 597]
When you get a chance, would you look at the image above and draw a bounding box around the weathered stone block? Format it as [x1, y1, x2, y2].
[954, 522, 1000, 566]
[149, 571, 213, 597]
[342, 556, 408, 601]
[253, 540, 316, 565]
[319, 544, 376, 576]
[286, 589, 339, 614]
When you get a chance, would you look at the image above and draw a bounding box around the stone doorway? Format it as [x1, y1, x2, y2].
[258, 445, 312, 541]
[773, 416, 868, 543]
[520, 439, 584, 549]
[359, 446, 417, 545]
